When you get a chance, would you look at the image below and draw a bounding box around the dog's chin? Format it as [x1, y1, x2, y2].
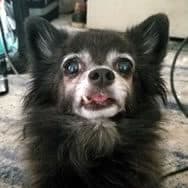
[74, 104, 121, 119]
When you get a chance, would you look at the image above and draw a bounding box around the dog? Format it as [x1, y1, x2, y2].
[23, 13, 169, 188]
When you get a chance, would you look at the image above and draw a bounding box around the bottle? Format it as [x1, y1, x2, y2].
[0, 58, 8, 95]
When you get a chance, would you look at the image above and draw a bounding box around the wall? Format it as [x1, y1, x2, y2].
[87, 0, 188, 38]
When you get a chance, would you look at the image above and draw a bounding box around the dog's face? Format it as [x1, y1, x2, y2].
[62, 39, 135, 119]
[25, 14, 169, 120]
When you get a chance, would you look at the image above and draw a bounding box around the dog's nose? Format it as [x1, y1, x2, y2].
[88, 68, 115, 87]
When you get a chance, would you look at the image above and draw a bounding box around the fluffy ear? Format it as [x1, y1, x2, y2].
[126, 13, 169, 61]
[25, 17, 65, 61]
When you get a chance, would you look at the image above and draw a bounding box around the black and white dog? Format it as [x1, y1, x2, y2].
[23, 14, 169, 188]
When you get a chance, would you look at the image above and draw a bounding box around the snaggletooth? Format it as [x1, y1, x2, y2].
[82, 95, 90, 103]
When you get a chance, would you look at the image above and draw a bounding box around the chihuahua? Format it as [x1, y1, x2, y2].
[23, 13, 169, 188]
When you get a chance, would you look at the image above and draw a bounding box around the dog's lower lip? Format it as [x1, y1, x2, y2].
[81, 96, 116, 110]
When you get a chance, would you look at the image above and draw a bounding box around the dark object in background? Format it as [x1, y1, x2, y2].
[72, 1, 87, 28]
[59, 0, 76, 14]
[0, 9, 9, 94]
[4, 0, 59, 74]
[11, 0, 29, 73]
[170, 37, 188, 117]
[0, 57, 8, 95]
[13, 0, 29, 58]
[27, 0, 59, 21]
[4, 0, 58, 74]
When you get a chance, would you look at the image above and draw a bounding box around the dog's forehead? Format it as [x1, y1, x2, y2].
[67, 30, 129, 64]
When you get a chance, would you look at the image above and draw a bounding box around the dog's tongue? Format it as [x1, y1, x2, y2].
[91, 94, 109, 104]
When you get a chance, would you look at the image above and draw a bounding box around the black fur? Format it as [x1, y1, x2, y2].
[23, 14, 169, 188]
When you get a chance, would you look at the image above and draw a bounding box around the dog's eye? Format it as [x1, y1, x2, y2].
[115, 58, 133, 75]
[63, 57, 81, 76]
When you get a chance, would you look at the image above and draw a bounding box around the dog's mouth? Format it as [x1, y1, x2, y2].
[81, 93, 116, 110]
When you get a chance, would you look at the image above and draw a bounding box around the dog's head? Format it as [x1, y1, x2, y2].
[25, 14, 169, 120]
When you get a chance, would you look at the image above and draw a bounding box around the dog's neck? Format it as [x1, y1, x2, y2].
[66, 117, 120, 168]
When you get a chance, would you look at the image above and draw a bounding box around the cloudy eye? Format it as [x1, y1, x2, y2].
[115, 58, 134, 76]
[63, 57, 81, 76]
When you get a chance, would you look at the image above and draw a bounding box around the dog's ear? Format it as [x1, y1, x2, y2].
[126, 13, 169, 62]
[25, 17, 67, 61]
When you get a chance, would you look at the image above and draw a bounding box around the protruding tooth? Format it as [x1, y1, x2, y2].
[82, 95, 90, 104]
